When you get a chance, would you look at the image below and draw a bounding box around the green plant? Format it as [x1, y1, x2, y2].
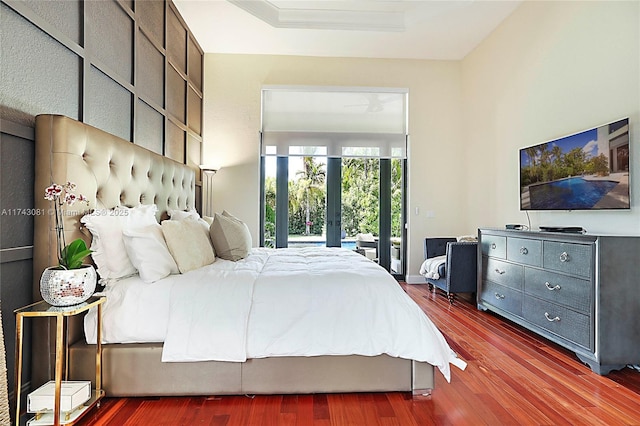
[44, 182, 92, 269]
[59, 238, 92, 270]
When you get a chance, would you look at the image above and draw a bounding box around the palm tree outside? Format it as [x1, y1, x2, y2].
[295, 157, 326, 235]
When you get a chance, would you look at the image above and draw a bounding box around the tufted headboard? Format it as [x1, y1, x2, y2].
[33, 114, 196, 299]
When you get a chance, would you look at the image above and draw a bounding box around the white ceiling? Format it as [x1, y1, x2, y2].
[174, 0, 522, 60]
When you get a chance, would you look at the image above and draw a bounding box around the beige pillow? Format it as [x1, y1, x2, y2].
[209, 212, 251, 261]
[161, 219, 215, 273]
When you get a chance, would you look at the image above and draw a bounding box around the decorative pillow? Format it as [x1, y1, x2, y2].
[81, 204, 158, 281]
[167, 207, 199, 221]
[123, 222, 178, 282]
[167, 208, 216, 256]
[168, 207, 212, 236]
[209, 211, 252, 261]
[161, 219, 215, 273]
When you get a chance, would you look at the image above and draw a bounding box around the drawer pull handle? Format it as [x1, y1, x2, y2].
[520, 247, 528, 255]
[544, 312, 560, 322]
[494, 268, 506, 275]
[494, 293, 505, 300]
[491, 243, 497, 250]
[559, 252, 570, 262]
[544, 281, 561, 291]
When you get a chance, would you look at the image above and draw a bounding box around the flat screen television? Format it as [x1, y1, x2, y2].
[520, 118, 630, 210]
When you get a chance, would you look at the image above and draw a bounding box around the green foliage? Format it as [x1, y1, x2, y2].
[263, 157, 404, 244]
[264, 177, 277, 247]
[390, 159, 403, 238]
[589, 154, 610, 176]
[341, 158, 379, 236]
[59, 238, 92, 270]
[521, 144, 609, 188]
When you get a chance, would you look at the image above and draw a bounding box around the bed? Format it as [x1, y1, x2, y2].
[32, 114, 465, 397]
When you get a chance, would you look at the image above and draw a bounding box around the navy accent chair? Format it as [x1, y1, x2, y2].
[424, 238, 477, 304]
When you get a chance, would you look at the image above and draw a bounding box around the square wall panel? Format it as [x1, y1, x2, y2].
[187, 87, 202, 135]
[0, 133, 35, 249]
[167, 6, 186, 73]
[137, 32, 164, 107]
[166, 120, 185, 163]
[136, 100, 164, 155]
[167, 65, 186, 123]
[138, 0, 165, 48]
[186, 134, 202, 172]
[23, 0, 81, 45]
[86, 0, 133, 84]
[86, 65, 132, 141]
[188, 36, 202, 91]
[0, 3, 79, 120]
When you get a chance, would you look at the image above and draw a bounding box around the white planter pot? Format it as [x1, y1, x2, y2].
[40, 265, 97, 307]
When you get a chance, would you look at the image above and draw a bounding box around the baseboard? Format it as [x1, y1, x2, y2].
[405, 275, 427, 284]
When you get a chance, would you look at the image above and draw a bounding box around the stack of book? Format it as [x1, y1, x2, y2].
[27, 381, 91, 425]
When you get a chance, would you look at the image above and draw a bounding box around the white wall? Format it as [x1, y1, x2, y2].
[202, 54, 467, 279]
[203, 1, 640, 283]
[462, 0, 640, 235]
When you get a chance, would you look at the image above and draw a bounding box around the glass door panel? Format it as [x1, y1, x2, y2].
[390, 158, 404, 275]
[262, 156, 277, 248]
[341, 158, 380, 259]
[287, 156, 326, 248]
[261, 154, 405, 277]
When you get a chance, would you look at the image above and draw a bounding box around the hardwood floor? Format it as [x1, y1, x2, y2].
[77, 283, 640, 425]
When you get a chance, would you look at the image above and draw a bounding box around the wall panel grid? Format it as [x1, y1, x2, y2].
[1, 0, 203, 175]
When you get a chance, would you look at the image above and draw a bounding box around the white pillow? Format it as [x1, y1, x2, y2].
[168, 207, 211, 234]
[167, 207, 200, 221]
[209, 211, 252, 261]
[161, 219, 216, 273]
[81, 204, 158, 281]
[123, 222, 178, 282]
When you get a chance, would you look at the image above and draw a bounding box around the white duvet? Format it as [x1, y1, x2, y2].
[85, 247, 465, 381]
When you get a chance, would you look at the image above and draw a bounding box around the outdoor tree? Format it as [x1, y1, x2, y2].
[264, 157, 404, 244]
[294, 157, 326, 235]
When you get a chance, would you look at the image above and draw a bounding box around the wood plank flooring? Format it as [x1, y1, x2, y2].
[77, 283, 640, 425]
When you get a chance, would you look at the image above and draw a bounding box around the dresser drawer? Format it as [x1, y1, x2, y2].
[543, 241, 593, 278]
[524, 269, 592, 314]
[482, 257, 523, 290]
[481, 235, 506, 259]
[507, 237, 542, 267]
[523, 298, 592, 349]
[480, 281, 522, 316]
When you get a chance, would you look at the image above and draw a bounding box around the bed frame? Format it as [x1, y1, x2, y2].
[32, 114, 434, 397]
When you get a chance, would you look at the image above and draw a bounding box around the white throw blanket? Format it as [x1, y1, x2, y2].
[161, 269, 258, 362]
[420, 255, 446, 279]
[161, 250, 270, 362]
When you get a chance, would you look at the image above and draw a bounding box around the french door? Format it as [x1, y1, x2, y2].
[259, 86, 408, 277]
[260, 154, 406, 277]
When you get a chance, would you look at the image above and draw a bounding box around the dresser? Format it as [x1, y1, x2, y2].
[477, 228, 640, 375]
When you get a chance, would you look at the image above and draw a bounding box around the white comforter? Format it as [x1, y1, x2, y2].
[85, 247, 465, 381]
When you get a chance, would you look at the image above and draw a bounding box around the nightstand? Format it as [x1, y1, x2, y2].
[14, 296, 105, 426]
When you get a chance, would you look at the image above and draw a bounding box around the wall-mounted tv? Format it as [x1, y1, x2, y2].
[520, 118, 630, 210]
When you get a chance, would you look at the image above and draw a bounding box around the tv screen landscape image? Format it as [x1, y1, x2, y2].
[520, 118, 630, 210]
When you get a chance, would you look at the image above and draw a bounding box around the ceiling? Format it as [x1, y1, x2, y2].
[174, 0, 522, 60]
